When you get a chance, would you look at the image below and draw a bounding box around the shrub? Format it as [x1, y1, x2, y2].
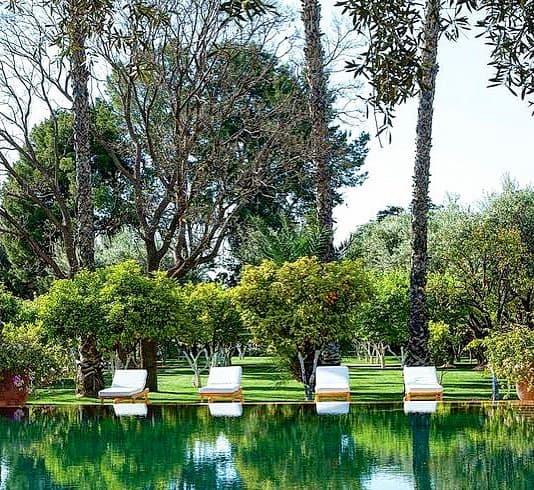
[0, 322, 67, 389]
[482, 327, 534, 389]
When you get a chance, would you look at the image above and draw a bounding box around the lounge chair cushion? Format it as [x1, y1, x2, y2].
[403, 366, 443, 392]
[199, 366, 242, 395]
[315, 366, 350, 393]
[98, 369, 147, 398]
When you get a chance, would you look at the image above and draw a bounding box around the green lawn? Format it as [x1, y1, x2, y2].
[29, 356, 501, 405]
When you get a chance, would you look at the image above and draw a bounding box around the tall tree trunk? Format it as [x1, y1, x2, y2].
[143, 256, 163, 392]
[70, 10, 102, 395]
[301, 0, 334, 263]
[407, 0, 440, 367]
[301, 0, 340, 367]
[71, 23, 95, 271]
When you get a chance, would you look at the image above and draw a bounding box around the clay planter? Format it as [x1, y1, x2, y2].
[0, 371, 30, 406]
[515, 380, 534, 401]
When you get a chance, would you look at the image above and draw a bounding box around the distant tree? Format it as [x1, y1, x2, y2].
[176, 283, 243, 387]
[376, 206, 405, 221]
[352, 270, 409, 367]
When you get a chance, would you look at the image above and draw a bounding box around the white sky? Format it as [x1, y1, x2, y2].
[292, 1, 534, 242]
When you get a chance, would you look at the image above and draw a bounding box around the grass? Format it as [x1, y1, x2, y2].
[28, 356, 501, 405]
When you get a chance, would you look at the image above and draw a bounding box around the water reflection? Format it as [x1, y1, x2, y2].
[208, 402, 243, 418]
[316, 401, 350, 415]
[113, 403, 148, 417]
[403, 401, 438, 414]
[0, 403, 532, 489]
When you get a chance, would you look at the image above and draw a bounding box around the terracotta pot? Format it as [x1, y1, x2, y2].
[0, 371, 30, 406]
[515, 380, 534, 401]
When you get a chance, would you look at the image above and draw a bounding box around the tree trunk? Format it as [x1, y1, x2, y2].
[71, 21, 95, 271]
[297, 348, 321, 400]
[76, 335, 104, 397]
[142, 249, 164, 391]
[407, 0, 440, 367]
[300, 0, 334, 262]
[70, 7, 101, 394]
[141, 339, 158, 392]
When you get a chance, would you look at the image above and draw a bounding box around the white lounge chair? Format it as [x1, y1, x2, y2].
[98, 369, 149, 404]
[403, 366, 443, 401]
[208, 402, 243, 417]
[199, 366, 243, 403]
[314, 366, 351, 402]
[316, 401, 350, 415]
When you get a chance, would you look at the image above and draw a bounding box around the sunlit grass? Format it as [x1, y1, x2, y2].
[29, 356, 498, 405]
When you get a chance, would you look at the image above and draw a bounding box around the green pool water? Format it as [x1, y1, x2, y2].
[1, 402, 533, 489]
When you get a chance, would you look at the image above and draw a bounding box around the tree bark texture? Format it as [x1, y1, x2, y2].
[71, 21, 95, 272]
[301, 0, 334, 262]
[141, 339, 159, 392]
[70, 7, 101, 395]
[407, 0, 440, 366]
[76, 334, 104, 397]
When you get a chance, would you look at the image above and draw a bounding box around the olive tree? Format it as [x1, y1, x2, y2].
[176, 282, 243, 387]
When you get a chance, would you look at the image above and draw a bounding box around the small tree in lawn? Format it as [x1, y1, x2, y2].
[100, 261, 178, 388]
[234, 256, 370, 400]
[38, 270, 106, 397]
[177, 283, 243, 388]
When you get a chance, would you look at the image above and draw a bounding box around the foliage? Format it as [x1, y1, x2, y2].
[178, 282, 243, 359]
[0, 322, 67, 387]
[175, 282, 244, 386]
[337, 0, 471, 136]
[476, 0, 534, 112]
[235, 214, 327, 268]
[0, 104, 132, 285]
[235, 257, 369, 351]
[352, 270, 409, 347]
[344, 212, 411, 271]
[37, 269, 106, 347]
[234, 257, 370, 396]
[482, 326, 534, 389]
[100, 261, 178, 347]
[0, 284, 23, 328]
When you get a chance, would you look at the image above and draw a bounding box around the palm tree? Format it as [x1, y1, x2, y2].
[339, 0, 447, 366]
[407, 0, 441, 366]
[300, 0, 334, 263]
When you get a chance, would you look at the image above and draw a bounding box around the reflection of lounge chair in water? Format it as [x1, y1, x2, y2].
[199, 366, 244, 402]
[403, 401, 438, 414]
[113, 403, 148, 417]
[208, 403, 243, 417]
[314, 366, 351, 402]
[316, 401, 350, 415]
[403, 367, 443, 401]
[98, 369, 149, 404]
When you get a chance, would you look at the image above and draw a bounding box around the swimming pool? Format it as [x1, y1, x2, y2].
[1, 402, 532, 489]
